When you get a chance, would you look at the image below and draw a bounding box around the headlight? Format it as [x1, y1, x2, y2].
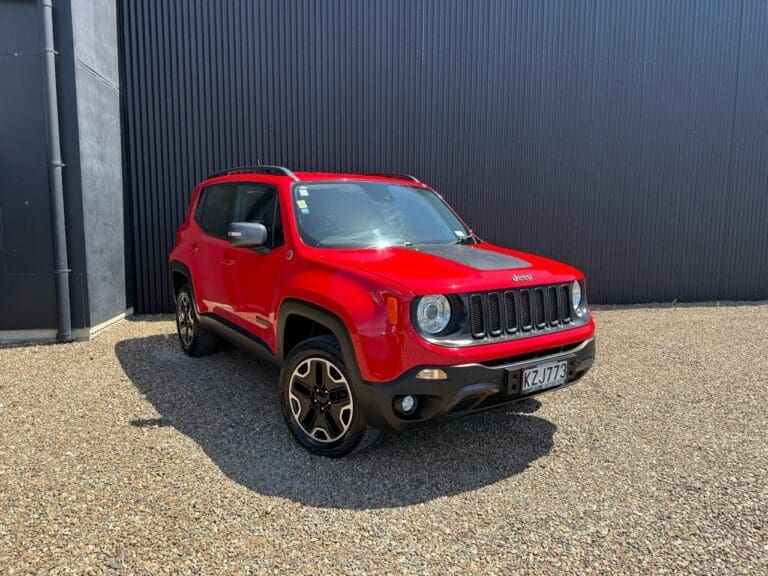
[571, 280, 585, 316]
[416, 295, 451, 334]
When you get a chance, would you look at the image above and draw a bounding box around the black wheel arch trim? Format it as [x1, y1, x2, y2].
[169, 260, 202, 317]
[169, 260, 193, 296]
[277, 299, 362, 384]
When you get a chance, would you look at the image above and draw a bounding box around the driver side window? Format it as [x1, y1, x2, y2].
[232, 184, 283, 247]
[195, 184, 235, 238]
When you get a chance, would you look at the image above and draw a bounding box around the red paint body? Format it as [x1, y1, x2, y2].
[170, 172, 596, 382]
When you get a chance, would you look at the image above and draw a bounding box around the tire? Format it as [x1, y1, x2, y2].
[175, 284, 220, 357]
[279, 335, 380, 457]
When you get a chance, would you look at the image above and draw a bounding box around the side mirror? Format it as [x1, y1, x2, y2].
[227, 221, 268, 248]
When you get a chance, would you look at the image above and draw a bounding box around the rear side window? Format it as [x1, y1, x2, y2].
[195, 185, 234, 238]
[232, 184, 283, 247]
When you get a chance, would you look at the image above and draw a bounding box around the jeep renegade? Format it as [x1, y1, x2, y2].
[169, 166, 595, 456]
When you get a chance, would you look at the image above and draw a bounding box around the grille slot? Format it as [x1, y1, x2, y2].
[548, 286, 560, 326]
[487, 293, 502, 336]
[504, 291, 517, 333]
[469, 294, 485, 338]
[519, 289, 532, 330]
[560, 285, 572, 323]
[534, 288, 546, 328]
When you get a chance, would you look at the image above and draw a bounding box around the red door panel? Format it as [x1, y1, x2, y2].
[226, 182, 286, 350]
[186, 184, 236, 320]
[228, 245, 287, 349]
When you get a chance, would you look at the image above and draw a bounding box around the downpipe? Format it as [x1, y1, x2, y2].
[39, 0, 73, 341]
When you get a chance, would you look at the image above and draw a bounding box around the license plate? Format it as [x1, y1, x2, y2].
[522, 360, 568, 394]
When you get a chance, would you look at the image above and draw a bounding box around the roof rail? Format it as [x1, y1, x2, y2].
[206, 165, 299, 181]
[362, 172, 421, 183]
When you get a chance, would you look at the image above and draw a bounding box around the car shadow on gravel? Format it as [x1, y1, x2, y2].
[116, 335, 556, 510]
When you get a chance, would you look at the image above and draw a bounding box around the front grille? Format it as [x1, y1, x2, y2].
[468, 283, 577, 341]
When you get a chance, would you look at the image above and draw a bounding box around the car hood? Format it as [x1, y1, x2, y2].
[308, 242, 581, 295]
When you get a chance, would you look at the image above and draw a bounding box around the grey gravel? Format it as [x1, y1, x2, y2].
[1, 304, 766, 574]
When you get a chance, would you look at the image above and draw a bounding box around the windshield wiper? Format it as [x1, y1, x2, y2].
[453, 234, 477, 245]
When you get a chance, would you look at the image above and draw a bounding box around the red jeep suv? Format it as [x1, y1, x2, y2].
[169, 166, 595, 456]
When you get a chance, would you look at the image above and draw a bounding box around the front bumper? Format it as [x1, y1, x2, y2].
[356, 337, 595, 430]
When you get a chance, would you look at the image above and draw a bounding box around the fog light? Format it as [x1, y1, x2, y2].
[416, 368, 447, 380]
[397, 395, 417, 414]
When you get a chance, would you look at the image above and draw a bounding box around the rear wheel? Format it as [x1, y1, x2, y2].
[279, 335, 379, 457]
[175, 285, 219, 356]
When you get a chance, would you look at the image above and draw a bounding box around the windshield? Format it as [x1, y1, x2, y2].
[292, 182, 471, 248]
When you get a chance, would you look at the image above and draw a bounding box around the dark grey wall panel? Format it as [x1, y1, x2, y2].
[0, 0, 91, 330]
[120, 0, 768, 313]
[71, 0, 127, 326]
[0, 0, 56, 329]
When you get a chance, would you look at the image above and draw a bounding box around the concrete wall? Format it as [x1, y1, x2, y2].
[71, 0, 126, 326]
[0, 0, 126, 338]
[0, 0, 78, 332]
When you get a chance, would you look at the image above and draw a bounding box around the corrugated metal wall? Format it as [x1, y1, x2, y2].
[120, 0, 768, 313]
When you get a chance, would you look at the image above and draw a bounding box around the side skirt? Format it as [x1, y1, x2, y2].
[198, 313, 278, 364]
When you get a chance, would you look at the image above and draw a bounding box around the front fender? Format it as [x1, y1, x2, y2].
[278, 268, 411, 382]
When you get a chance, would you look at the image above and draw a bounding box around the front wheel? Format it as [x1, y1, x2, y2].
[279, 335, 379, 457]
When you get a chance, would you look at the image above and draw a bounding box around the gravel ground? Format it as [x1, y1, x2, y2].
[1, 304, 766, 575]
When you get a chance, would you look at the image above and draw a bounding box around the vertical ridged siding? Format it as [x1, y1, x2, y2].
[120, 0, 768, 313]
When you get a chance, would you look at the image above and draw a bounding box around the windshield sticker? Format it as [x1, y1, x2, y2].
[300, 207, 310, 214]
[296, 199, 308, 209]
[298, 188, 309, 197]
